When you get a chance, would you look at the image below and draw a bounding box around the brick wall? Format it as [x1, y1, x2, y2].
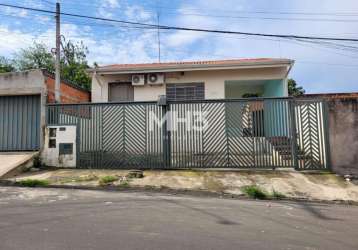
[45, 76, 90, 104]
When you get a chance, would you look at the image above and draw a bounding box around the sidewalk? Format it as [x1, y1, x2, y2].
[0, 152, 37, 178]
[4, 168, 358, 202]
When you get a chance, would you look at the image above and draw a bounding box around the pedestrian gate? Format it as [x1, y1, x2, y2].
[47, 98, 330, 170]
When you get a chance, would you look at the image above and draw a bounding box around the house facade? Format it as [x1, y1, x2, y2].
[89, 58, 294, 102]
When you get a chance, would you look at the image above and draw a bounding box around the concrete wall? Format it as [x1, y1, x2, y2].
[0, 70, 47, 150]
[328, 98, 358, 177]
[92, 67, 289, 102]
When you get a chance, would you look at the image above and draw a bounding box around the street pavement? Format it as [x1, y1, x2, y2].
[0, 186, 357, 250]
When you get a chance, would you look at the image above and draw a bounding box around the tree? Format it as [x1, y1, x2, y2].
[13, 40, 91, 90]
[14, 43, 54, 72]
[60, 40, 91, 90]
[288, 79, 305, 97]
[0, 56, 15, 73]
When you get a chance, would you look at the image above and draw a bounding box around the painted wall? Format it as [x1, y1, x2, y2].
[263, 79, 285, 97]
[225, 80, 265, 98]
[92, 67, 289, 102]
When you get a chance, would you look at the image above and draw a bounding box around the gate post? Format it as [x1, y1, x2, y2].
[158, 96, 171, 168]
[290, 99, 299, 170]
[322, 100, 332, 170]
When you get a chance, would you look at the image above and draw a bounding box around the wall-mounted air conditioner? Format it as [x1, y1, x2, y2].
[132, 74, 145, 86]
[147, 73, 165, 85]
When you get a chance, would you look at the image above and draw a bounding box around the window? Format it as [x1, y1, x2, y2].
[109, 82, 134, 102]
[166, 83, 204, 101]
[49, 139, 56, 148]
[49, 128, 57, 137]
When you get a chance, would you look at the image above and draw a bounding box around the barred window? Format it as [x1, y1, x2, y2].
[166, 83, 205, 101]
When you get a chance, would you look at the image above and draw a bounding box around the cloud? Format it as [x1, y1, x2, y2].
[0, 0, 358, 92]
[105, 0, 120, 8]
[125, 5, 153, 21]
[160, 0, 358, 92]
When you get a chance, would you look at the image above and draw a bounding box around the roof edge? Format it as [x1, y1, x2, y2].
[88, 59, 294, 74]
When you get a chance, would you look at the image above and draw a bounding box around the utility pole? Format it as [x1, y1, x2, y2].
[55, 2, 61, 103]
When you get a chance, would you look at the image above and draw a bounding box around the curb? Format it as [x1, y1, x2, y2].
[1, 180, 357, 206]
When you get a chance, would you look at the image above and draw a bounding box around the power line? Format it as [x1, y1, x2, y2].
[140, 3, 358, 17]
[56, 1, 358, 23]
[1, 3, 358, 42]
[59, 0, 358, 17]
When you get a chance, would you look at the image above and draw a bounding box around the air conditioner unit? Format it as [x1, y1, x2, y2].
[147, 73, 165, 85]
[132, 74, 145, 86]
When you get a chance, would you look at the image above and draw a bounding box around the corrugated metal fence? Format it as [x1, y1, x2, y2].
[0, 95, 41, 151]
[47, 97, 330, 170]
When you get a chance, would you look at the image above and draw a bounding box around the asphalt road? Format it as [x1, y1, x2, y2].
[0, 187, 357, 250]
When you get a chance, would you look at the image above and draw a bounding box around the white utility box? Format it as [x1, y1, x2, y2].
[41, 125, 77, 168]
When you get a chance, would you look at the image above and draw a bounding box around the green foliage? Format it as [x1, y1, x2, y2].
[118, 180, 130, 188]
[60, 40, 91, 90]
[18, 179, 49, 187]
[288, 79, 305, 97]
[14, 43, 55, 72]
[271, 189, 286, 199]
[11, 40, 91, 90]
[242, 93, 260, 98]
[241, 185, 268, 199]
[0, 56, 15, 73]
[99, 175, 119, 186]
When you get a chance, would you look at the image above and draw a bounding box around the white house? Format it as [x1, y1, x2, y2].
[88, 58, 294, 102]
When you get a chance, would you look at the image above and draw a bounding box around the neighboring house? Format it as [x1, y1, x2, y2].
[0, 69, 90, 152]
[88, 58, 294, 102]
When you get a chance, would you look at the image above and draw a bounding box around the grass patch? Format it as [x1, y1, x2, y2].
[271, 189, 286, 199]
[98, 175, 119, 186]
[118, 180, 130, 188]
[18, 179, 49, 187]
[241, 185, 268, 199]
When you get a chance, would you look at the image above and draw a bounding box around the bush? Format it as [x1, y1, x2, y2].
[271, 189, 286, 199]
[98, 176, 119, 186]
[241, 185, 268, 199]
[18, 179, 49, 187]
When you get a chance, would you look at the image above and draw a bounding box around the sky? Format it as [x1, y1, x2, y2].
[0, 0, 358, 93]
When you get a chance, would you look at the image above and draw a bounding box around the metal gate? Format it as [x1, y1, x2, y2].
[294, 99, 330, 170]
[0, 95, 41, 151]
[46, 98, 330, 170]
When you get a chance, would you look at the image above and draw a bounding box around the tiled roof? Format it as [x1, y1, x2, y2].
[90, 58, 293, 73]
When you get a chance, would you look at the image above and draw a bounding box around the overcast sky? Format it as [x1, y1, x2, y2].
[0, 0, 358, 93]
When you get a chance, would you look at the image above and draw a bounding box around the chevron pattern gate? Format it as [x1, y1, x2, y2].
[294, 100, 330, 170]
[47, 98, 330, 170]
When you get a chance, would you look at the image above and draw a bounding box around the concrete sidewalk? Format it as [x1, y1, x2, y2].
[6, 169, 358, 202]
[0, 152, 37, 178]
